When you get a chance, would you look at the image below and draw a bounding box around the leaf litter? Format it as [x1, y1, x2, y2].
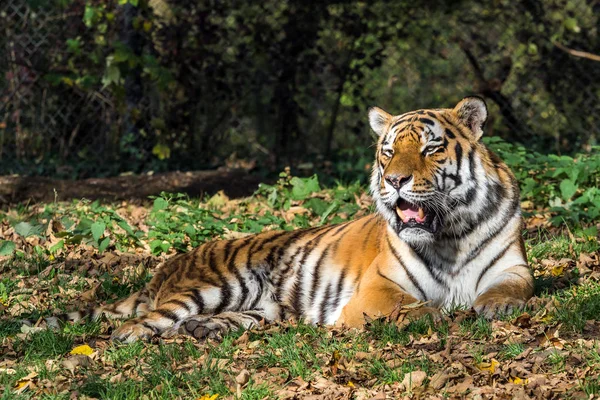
[1, 180, 600, 398]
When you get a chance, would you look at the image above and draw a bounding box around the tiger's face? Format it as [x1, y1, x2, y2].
[369, 97, 489, 246]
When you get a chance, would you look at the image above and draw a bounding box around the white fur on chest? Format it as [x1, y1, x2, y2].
[385, 219, 523, 310]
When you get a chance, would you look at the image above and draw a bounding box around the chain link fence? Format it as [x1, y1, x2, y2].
[1, 0, 599, 179]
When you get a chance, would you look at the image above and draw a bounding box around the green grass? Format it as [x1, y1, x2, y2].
[458, 316, 492, 340]
[498, 342, 525, 360]
[15, 329, 74, 361]
[552, 281, 600, 332]
[1, 170, 600, 398]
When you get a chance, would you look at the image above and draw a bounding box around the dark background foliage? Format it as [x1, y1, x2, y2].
[1, 0, 599, 179]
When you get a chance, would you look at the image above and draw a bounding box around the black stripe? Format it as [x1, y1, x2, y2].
[318, 283, 333, 324]
[291, 225, 339, 316]
[202, 240, 219, 266]
[263, 231, 296, 269]
[273, 225, 325, 268]
[248, 268, 265, 310]
[439, 114, 468, 139]
[309, 246, 331, 308]
[331, 268, 348, 317]
[330, 221, 354, 238]
[455, 142, 463, 176]
[211, 242, 232, 314]
[418, 117, 434, 126]
[386, 236, 427, 300]
[142, 321, 159, 333]
[361, 216, 379, 250]
[191, 289, 205, 313]
[475, 240, 515, 292]
[154, 309, 179, 322]
[169, 299, 191, 313]
[225, 239, 253, 310]
[468, 147, 476, 177]
[242, 310, 265, 321]
[218, 316, 241, 329]
[445, 128, 456, 139]
[407, 246, 450, 288]
[377, 268, 409, 294]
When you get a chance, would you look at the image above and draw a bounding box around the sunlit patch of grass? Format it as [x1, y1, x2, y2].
[579, 376, 600, 397]
[61, 320, 104, 337]
[368, 354, 433, 385]
[458, 316, 492, 340]
[547, 350, 566, 373]
[498, 342, 525, 360]
[105, 341, 146, 364]
[527, 230, 599, 262]
[254, 323, 321, 380]
[468, 344, 485, 364]
[15, 329, 73, 361]
[552, 281, 600, 332]
[79, 376, 144, 399]
[240, 381, 274, 400]
[367, 320, 410, 345]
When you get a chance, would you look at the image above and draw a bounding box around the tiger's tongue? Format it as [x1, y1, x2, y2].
[395, 200, 425, 223]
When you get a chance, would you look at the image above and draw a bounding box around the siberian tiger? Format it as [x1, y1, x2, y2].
[51, 97, 534, 343]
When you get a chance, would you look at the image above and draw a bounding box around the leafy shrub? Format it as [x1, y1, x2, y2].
[485, 137, 600, 226]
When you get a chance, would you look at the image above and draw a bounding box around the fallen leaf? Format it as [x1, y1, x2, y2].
[235, 369, 250, 386]
[197, 395, 219, 400]
[401, 370, 427, 391]
[70, 344, 94, 356]
[510, 376, 528, 385]
[477, 358, 500, 373]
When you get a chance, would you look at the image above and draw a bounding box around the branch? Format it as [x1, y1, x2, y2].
[553, 41, 600, 62]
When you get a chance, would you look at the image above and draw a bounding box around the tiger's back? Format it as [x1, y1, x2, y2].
[149, 215, 383, 323]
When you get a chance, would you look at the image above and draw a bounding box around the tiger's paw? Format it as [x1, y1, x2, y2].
[474, 296, 525, 319]
[179, 317, 227, 341]
[111, 321, 154, 343]
[390, 303, 443, 327]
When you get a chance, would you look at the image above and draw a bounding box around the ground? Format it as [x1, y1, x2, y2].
[1, 173, 599, 399]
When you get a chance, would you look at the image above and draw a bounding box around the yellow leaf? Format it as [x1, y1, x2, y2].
[510, 376, 528, 385]
[551, 264, 564, 277]
[477, 358, 500, 373]
[347, 381, 355, 388]
[70, 344, 94, 356]
[15, 381, 28, 390]
[196, 395, 219, 400]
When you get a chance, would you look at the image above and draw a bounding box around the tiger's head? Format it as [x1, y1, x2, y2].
[369, 97, 493, 246]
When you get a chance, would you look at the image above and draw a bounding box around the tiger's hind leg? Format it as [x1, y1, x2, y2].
[175, 310, 269, 341]
[110, 290, 204, 343]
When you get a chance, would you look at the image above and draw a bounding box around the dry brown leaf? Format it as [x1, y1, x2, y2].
[401, 370, 427, 391]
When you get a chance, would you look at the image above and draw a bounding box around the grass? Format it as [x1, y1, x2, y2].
[1, 174, 600, 398]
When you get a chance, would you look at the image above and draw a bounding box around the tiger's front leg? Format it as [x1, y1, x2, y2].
[473, 264, 534, 319]
[336, 258, 439, 328]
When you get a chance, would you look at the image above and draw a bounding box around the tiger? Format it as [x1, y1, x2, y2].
[46, 97, 534, 343]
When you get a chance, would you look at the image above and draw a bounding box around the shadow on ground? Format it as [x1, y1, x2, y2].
[0, 169, 269, 205]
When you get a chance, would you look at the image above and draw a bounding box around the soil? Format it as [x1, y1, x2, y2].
[0, 169, 268, 205]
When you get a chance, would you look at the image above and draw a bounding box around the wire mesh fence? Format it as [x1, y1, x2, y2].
[1, 0, 599, 179]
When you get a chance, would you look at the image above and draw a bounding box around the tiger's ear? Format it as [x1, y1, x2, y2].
[453, 96, 488, 140]
[368, 107, 393, 137]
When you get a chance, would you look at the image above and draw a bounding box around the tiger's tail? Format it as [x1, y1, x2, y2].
[39, 289, 151, 328]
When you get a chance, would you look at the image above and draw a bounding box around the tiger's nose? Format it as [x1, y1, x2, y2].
[384, 174, 412, 190]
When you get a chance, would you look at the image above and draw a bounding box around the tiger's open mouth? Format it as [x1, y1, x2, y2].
[394, 198, 441, 233]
